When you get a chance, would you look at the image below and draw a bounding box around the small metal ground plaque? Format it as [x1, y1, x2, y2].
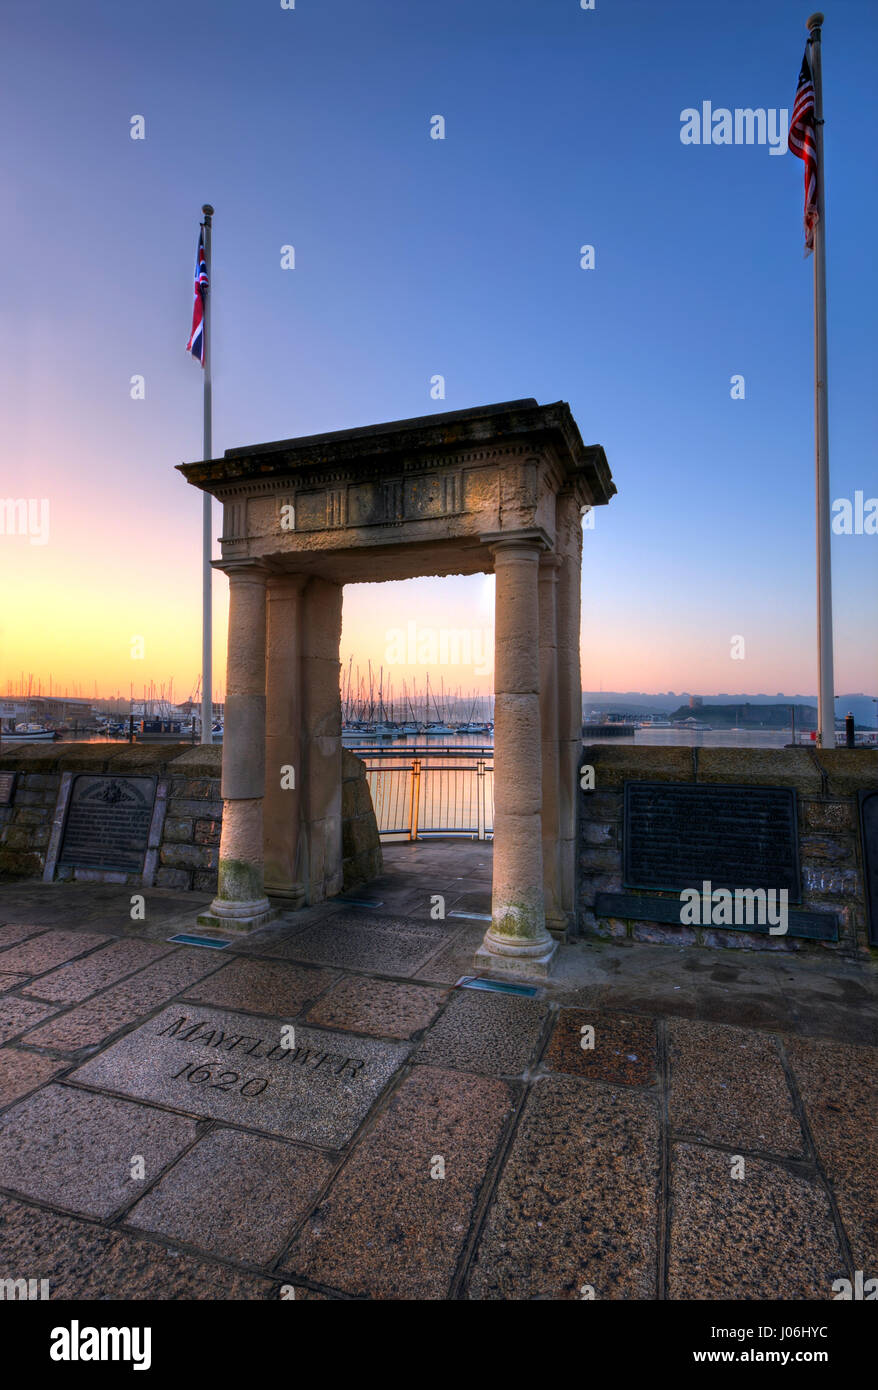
[0, 771, 16, 805]
[623, 781, 800, 899]
[58, 774, 156, 875]
[70, 1004, 409, 1147]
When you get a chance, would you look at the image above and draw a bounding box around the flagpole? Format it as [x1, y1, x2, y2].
[201, 203, 214, 746]
[807, 15, 835, 748]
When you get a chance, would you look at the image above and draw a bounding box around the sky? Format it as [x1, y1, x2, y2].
[1, 0, 875, 705]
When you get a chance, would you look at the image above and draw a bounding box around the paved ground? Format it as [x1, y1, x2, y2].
[0, 841, 875, 1300]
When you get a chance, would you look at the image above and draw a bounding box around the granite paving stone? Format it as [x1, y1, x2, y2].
[283, 1065, 513, 1298]
[126, 1127, 335, 1265]
[414, 988, 549, 1076]
[0, 1196, 278, 1299]
[305, 975, 447, 1039]
[784, 1035, 878, 1268]
[668, 1142, 847, 1299]
[22, 937, 174, 1004]
[0, 973, 29, 993]
[70, 1004, 410, 1148]
[0, 923, 51, 949]
[0, 995, 59, 1044]
[0, 1084, 198, 1219]
[0, 929, 108, 975]
[413, 926, 486, 984]
[466, 1074, 660, 1300]
[544, 1008, 657, 1086]
[668, 1019, 804, 1156]
[266, 912, 452, 976]
[0, 1047, 66, 1107]
[20, 948, 227, 1051]
[182, 957, 338, 1017]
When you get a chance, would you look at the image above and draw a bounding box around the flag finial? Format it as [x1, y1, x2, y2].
[807, 13, 824, 32]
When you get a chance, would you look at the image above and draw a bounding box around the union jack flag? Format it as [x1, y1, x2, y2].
[186, 227, 209, 364]
[788, 48, 818, 256]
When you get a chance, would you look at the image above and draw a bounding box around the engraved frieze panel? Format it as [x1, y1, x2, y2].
[293, 491, 328, 531]
[348, 483, 383, 526]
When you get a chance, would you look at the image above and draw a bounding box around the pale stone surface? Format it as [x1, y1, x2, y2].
[0, 1085, 197, 1219]
[209, 564, 273, 931]
[70, 1004, 410, 1148]
[178, 402, 614, 951]
[264, 573, 306, 900]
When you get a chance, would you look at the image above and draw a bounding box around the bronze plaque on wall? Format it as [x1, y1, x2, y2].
[58, 775, 156, 874]
[623, 781, 800, 899]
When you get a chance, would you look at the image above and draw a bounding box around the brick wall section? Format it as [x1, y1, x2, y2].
[578, 745, 878, 957]
[0, 741, 382, 896]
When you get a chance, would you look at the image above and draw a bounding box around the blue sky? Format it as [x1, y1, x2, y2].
[0, 0, 875, 700]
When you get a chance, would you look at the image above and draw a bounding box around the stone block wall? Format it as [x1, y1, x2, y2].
[0, 742, 382, 897]
[0, 770, 61, 876]
[341, 748, 383, 890]
[578, 745, 877, 957]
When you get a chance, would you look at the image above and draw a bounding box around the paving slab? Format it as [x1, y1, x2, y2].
[126, 1127, 335, 1265]
[266, 912, 452, 976]
[668, 1142, 847, 1299]
[784, 1035, 878, 1268]
[0, 972, 29, 993]
[0, 995, 58, 1044]
[283, 1065, 513, 1298]
[20, 948, 227, 1051]
[0, 1084, 198, 1219]
[0, 929, 108, 975]
[305, 976, 447, 1039]
[544, 1008, 657, 1086]
[668, 1019, 804, 1156]
[22, 937, 173, 1004]
[467, 1074, 660, 1300]
[0, 923, 51, 949]
[413, 925, 486, 984]
[414, 988, 548, 1077]
[70, 1004, 410, 1148]
[0, 1195, 278, 1299]
[182, 957, 338, 1017]
[0, 1047, 66, 1107]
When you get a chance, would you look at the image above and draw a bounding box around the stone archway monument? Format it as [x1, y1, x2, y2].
[179, 399, 615, 976]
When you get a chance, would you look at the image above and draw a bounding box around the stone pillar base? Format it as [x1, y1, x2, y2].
[264, 882, 307, 909]
[545, 914, 571, 944]
[474, 933, 558, 979]
[197, 897, 276, 934]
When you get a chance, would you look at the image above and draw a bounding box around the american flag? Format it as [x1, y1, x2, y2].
[788, 48, 818, 255]
[186, 227, 209, 364]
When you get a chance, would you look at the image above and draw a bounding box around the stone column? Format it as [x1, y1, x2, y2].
[264, 573, 307, 905]
[555, 491, 584, 927]
[476, 538, 557, 975]
[300, 577, 344, 904]
[539, 555, 565, 939]
[198, 561, 274, 933]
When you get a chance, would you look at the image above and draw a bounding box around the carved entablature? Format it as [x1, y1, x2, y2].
[180, 399, 615, 581]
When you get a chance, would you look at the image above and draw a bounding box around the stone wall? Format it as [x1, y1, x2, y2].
[341, 748, 383, 890]
[0, 742, 382, 896]
[578, 745, 877, 957]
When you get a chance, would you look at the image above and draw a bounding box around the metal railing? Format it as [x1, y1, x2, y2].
[355, 746, 494, 840]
